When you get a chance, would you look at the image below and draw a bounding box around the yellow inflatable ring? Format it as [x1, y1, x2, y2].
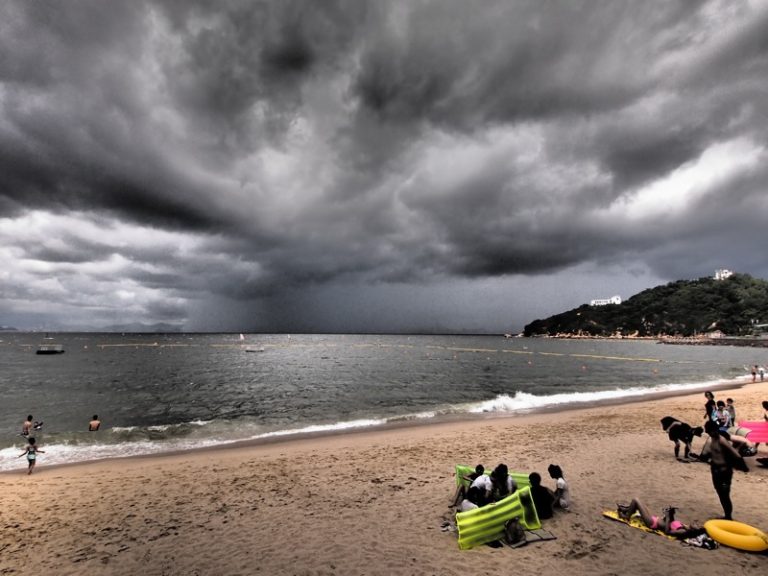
[704, 519, 768, 552]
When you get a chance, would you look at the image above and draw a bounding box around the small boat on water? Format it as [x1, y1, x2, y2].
[36, 343, 65, 355]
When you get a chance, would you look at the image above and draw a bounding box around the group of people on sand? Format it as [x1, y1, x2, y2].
[656, 391, 767, 523]
[452, 463, 570, 521]
[16, 413, 102, 475]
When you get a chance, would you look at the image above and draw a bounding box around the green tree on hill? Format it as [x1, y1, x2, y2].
[523, 273, 768, 337]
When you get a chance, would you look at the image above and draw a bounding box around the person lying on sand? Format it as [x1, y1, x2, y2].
[660, 416, 703, 460]
[617, 499, 701, 538]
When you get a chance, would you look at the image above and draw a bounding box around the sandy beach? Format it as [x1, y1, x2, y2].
[2, 381, 767, 576]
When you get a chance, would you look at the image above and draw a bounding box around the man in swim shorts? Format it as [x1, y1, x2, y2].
[702, 420, 749, 520]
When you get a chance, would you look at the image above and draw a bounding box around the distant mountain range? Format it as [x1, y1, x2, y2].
[0, 325, 18, 332]
[524, 273, 768, 338]
[102, 322, 183, 333]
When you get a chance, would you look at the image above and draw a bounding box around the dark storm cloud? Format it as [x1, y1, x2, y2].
[1, 0, 767, 331]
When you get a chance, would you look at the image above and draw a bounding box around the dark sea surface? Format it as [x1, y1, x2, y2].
[1, 332, 763, 470]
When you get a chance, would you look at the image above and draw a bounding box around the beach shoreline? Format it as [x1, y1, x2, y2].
[2, 380, 767, 575]
[0, 376, 750, 475]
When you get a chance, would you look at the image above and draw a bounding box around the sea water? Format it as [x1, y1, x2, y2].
[0, 332, 761, 471]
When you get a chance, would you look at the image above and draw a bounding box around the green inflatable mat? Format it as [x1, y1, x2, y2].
[454, 464, 530, 489]
[456, 486, 541, 549]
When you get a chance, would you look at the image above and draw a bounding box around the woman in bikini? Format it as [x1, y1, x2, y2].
[616, 499, 697, 537]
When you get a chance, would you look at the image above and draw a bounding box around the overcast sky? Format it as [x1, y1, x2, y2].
[1, 0, 767, 333]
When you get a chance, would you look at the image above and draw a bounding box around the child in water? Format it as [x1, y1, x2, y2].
[18, 437, 44, 475]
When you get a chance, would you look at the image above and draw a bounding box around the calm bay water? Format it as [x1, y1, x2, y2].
[0, 332, 762, 470]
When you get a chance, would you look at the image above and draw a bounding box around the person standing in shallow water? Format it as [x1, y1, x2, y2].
[89, 415, 101, 431]
[18, 437, 44, 475]
[21, 415, 33, 436]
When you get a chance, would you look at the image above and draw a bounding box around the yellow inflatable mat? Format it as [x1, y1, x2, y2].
[456, 487, 541, 549]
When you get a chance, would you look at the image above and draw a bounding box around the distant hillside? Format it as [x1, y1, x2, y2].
[102, 322, 183, 333]
[524, 273, 768, 337]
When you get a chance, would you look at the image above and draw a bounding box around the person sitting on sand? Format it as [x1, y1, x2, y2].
[660, 416, 703, 460]
[548, 464, 570, 511]
[528, 472, 555, 520]
[89, 415, 101, 431]
[616, 499, 700, 537]
[452, 464, 484, 506]
[469, 469, 494, 505]
[490, 463, 517, 501]
[18, 437, 44, 475]
[715, 400, 732, 431]
[457, 486, 483, 512]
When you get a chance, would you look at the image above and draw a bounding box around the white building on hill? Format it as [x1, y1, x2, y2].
[714, 269, 733, 280]
[590, 295, 622, 306]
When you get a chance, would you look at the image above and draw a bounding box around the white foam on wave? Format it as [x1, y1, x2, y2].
[0, 377, 740, 472]
[0, 438, 225, 472]
[255, 418, 387, 439]
[468, 378, 736, 414]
